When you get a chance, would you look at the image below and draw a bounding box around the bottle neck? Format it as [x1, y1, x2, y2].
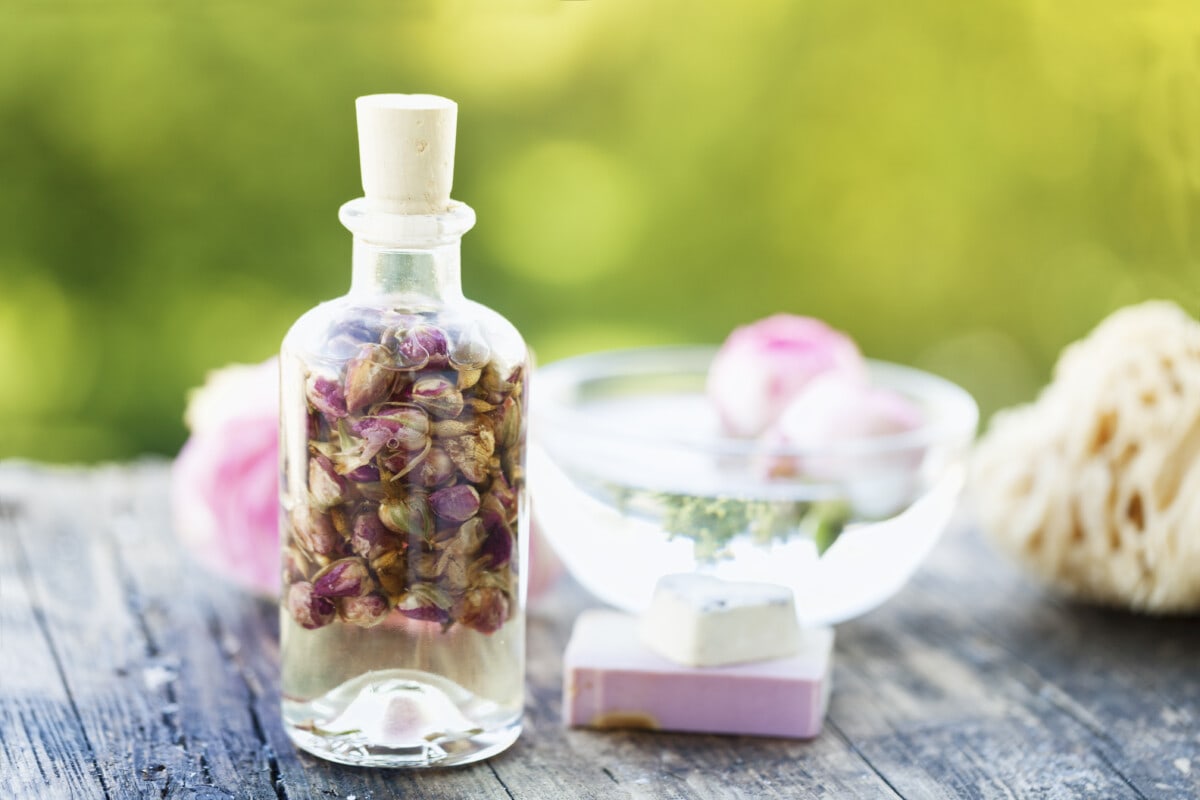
[349, 238, 464, 302]
[340, 198, 475, 304]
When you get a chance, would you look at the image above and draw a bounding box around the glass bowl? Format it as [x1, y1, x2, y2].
[530, 345, 978, 627]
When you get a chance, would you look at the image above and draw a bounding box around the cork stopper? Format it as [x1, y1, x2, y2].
[355, 94, 457, 215]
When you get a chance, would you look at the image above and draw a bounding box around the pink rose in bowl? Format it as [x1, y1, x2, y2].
[769, 372, 925, 517]
[171, 359, 281, 597]
[774, 373, 924, 453]
[707, 314, 867, 438]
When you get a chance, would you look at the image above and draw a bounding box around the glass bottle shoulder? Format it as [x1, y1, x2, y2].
[282, 294, 527, 375]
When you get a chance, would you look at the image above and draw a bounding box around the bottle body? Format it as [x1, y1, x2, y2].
[279, 203, 528, 767]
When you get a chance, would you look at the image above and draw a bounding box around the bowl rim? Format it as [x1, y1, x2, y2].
[533, 344, 979, 459]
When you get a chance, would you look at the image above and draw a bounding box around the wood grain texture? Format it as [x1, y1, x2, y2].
[0, 462, 1196, 799]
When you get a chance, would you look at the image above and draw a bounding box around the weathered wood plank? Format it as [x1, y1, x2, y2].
[824, 519, 1199, 799]
[0, 484, 108, 799]
[5, 465, 279, 798]
[2, 462, 1198, 799]
[906, 521, 1200, 799]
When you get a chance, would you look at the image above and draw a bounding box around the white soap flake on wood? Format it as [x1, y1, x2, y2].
[142, 662, 178, 691]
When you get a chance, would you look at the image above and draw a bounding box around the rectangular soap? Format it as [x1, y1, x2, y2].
[638, 573, 800, 667]
[563, 610, 833, 739]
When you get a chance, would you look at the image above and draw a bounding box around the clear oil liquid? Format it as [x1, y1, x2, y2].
[281, 609, 524, 767]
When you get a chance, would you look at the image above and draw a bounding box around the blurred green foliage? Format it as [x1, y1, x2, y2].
[2, 0, 1199, 461]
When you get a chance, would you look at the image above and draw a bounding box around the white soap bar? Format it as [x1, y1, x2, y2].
[637, 574, 801, 667]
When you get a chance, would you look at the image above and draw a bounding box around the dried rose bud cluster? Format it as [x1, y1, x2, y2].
[283, 314, 525, 635]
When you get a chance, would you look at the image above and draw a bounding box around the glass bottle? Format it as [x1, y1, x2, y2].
[278, 95, 528, 768]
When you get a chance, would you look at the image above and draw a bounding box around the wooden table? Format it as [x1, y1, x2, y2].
[2, 463, 1197, 799]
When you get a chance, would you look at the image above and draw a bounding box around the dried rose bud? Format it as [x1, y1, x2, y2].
[465, 397, 498, 414]
[454, 517, 490, 553]
[351, 513, 402, 560]
[358, 482, 388, 503]
[372, 549, 407, 598]
[290, 505, 342, 557]
[340, 592, 391, 628]
[431, 419, 472, 439]
[379, 447, 429, 479]
[429, 522, 461, 545]
[438, 553, 471, 595]
[329, 506, 353, 538]
[480, 363, 524, 404]
[393, 323, 450, 370]
[414, 447, 456, 488]
[308, 456, 346, 509]
[455, 587, 510, 634]
[487, 473, 518, 519]
[396, 583, 453, 623]
[449, 329, 491, 371]
[307, 375, 348, 420]
[378, 494, 435, 540]
[410, 551, 441, 581]
[479, 498, 514, 567]
[410, 376, 464, 419]
[443, 425, 496, 483]
[457, 368, 483, 391]
[312, 557, 374, 598]
[478, 362, 510, 399]
[501, 448, 524, 489]
[429, 484, 481, 523]
[350, 406, 430, 454]
[287, 581, 336, 630]
[399, 604, 451, 623]
[282, 546, 311, 584]
[344, 343, 399, 413]
[506, 364, 524, 393]
[346, 464, 381, 483]
[435, 522, 487, 587]
[494, 396, 521, 448]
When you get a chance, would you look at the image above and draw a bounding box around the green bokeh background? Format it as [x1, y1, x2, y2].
[3, 0, 1199, 462]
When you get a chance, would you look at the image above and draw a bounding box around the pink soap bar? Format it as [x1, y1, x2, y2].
[563, 610, 833, 738]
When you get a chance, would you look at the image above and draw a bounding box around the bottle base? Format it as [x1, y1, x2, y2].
[283, 668, 522, 768]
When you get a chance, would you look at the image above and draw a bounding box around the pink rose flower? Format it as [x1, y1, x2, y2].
[769, 373, 925, 516]
[773, 373, 924, 455]
[171, 359, 281, 597]
[707, 314, 867, 437]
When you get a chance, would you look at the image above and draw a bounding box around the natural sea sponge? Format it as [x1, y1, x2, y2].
[970, 301, 1200, 612]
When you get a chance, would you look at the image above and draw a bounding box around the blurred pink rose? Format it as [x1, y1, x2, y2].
[707, 314, 867, 437]
[171, 359, 281, 597]
[768, 373, 925, 516]
[763, 371, 921, 515]
[773, 373, 924, 454]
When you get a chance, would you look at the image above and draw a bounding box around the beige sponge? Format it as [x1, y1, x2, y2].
[971, 300, 1200, 612]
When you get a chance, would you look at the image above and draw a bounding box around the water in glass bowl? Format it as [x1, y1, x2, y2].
[531, 347, 977, 627]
